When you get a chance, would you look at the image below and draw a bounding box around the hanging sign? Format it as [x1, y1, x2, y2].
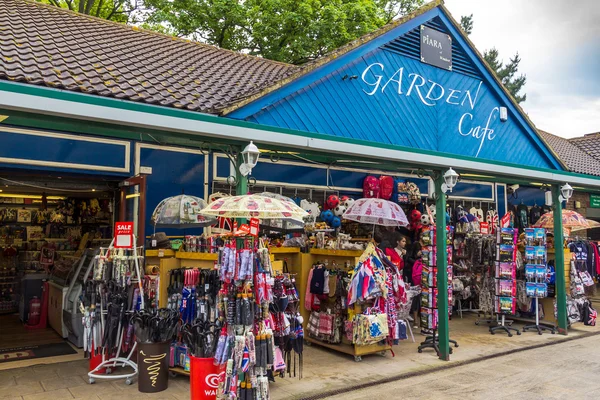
[591, 194, 600, 208]
[420, 25, 452, 71]
[114, 221, 134, 248]
[249, 218, 260, 237]
[480, 222, 489, 235]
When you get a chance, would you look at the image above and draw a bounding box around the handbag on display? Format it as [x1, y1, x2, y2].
[308, 311, 321, 337]
[352, 307, 389, 345]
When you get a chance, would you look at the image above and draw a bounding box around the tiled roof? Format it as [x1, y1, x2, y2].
[0, 0, 297, 114]
[538, 130, 600, 176]
[569, 133, 600, 161]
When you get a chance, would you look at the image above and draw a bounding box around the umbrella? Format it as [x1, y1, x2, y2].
[532, 210, 591, 230]
[342, 198, 409, 227]
[200, 194, 309, 222]
[257, 192, 304, 229]
[151, 194, 217, 228]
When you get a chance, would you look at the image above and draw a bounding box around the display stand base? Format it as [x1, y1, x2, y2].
[489, 314, 520, 337]
[523, 323, 556, 335]
[417, 330, 459, 357]
[490, 325, 521, 336]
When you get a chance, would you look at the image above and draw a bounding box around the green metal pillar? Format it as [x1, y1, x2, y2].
[552, 185, 568, 334]
[235, 154, 248, 196]
[434, 173, 450, 360]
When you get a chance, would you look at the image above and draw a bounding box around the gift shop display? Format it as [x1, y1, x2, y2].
[417, 227, 458, 356]
[85, 242, 146, 385]
[522, 228, 556, 335]
[489, 227, 520, 336]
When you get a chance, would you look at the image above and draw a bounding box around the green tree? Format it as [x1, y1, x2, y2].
[460, 14, 526, 104]
[141, 0, 424, 64]
[39, 0, 137, 22]
[459, 13, 473, 35]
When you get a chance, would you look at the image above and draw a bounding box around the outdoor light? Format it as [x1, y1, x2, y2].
[559, 183, 573, 202]
[499, 107, 508, 122]
[441, 167, 459, 193]
[239, 141, 261, 177]
[241, 141, 260, 168]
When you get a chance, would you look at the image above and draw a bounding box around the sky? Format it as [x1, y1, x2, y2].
[443, 0, 600, 138]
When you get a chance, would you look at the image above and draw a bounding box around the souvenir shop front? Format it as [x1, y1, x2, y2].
[1, 1, 600, 397]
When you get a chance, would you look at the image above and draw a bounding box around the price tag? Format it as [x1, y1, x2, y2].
[152, 239, 157, 247]
[249, 218, 260, 237]
[158, 249, 164, 257]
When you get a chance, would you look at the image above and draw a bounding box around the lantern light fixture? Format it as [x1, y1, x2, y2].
[559, 183, 573, 202]
[239, 141, 260, 177]
[441, 167, 459, 193]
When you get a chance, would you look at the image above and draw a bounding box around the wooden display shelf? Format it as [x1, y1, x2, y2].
[176, 252, 219, 261]
[169, 366, 190, 376]
[304, 337, 390, 360]
[145, 249, 175, 257]
[309, 248, 363, 257]
[269, 247, 301, 254]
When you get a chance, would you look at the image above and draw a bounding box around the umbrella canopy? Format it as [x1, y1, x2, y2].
[201, 194, 308, 222]
[151, 195, 216, 228]
[257, 192, 304, 228]
[342, 198, 409, 227]
[532, 210, 591, 230]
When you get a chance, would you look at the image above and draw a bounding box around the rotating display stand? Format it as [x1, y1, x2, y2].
[417, 227, 458, 355]
[522, 228, 556, 335]
[491, 228, 520, 337]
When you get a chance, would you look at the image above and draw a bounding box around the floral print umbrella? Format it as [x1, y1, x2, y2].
[200, 194, 308, 222]
[151, 195, 216, 228]
[342, 198, 409, 227]
[532, 210, 591, 230]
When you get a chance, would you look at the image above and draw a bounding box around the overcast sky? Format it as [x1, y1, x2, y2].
[443, 0, 600, 138]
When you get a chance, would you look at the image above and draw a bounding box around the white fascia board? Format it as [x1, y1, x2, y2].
[2, 90, 600, 188]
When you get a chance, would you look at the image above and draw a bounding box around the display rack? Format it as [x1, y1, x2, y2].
[522, 228, 556, 335]
[87, 237, 145, 385]
[418, 227, 458, 355]
[490, 227, 520, 336]
[302, 248, 391, 362]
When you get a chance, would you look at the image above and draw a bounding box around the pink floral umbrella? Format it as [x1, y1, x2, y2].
[342, 198, 409, 227]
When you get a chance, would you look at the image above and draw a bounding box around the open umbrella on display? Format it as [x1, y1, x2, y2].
[342, 198, 409, 227]
[200, 194, 309, 222]
[532, 209, 591, 230]
[151, 195, 217, 228]
[257, 192, 304, 229]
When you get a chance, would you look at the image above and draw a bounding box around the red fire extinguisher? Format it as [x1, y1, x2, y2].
[28, 296, 41, 326]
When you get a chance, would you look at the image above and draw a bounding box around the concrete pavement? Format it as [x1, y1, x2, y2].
[323, 334, 600, 400]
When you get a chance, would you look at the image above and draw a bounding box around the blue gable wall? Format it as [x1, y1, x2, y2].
[230, 8, 562, 171]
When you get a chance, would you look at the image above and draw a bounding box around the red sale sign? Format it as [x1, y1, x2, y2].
[249, 218, 259, 237]
[114, 222, 134, 248]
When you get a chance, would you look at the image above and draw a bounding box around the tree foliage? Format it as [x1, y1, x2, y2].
[141, 0, 424, 64]
[459, 14, 526, 104]
[38, 0, 139, 22]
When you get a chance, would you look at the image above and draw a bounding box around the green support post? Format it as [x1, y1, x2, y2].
[552, 185, 568, 334]
[434, 173, 450, 360]
[235, 154, 248, 196]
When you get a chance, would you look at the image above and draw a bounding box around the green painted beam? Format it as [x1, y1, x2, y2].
[552, 185, 568, 334]
[434, 173, 450, 360]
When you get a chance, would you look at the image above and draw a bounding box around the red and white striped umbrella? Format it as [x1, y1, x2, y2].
[342, 198, 409, 227]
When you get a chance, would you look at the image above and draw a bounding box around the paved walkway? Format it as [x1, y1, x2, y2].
[324, 334, 600, 400]
[0, 314, 597, 399]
